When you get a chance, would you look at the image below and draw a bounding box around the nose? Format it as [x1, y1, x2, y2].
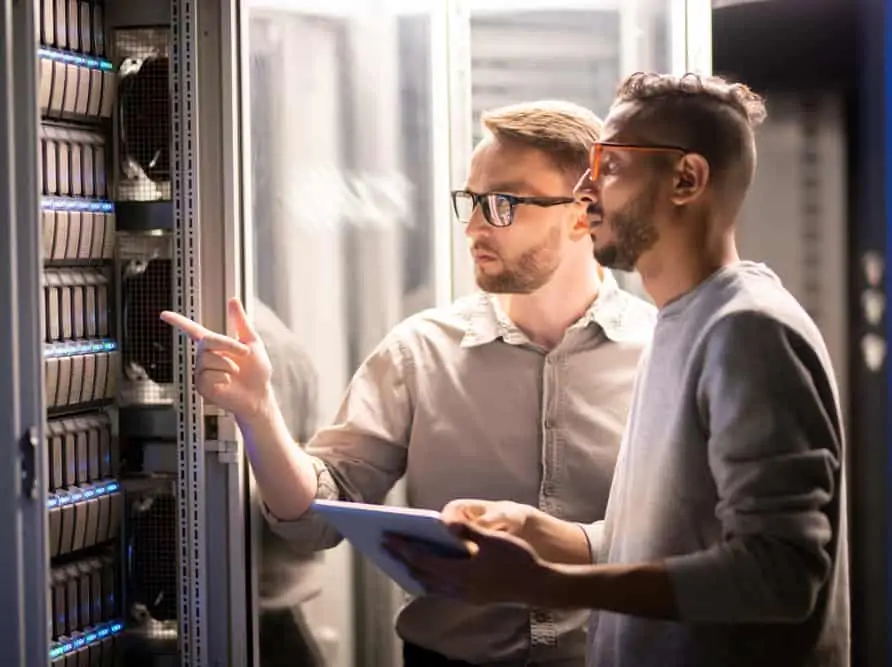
[464, 203, 489, 238]
[573, 169, 601, 206]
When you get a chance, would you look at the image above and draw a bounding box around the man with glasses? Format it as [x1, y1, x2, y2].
[388, 73, 850, 667]
[161, 100, 656, 666]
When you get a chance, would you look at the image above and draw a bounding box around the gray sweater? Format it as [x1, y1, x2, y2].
[586, 262, 850, 667]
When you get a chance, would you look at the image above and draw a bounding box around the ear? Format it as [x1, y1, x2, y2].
[670, 153, 710, 206]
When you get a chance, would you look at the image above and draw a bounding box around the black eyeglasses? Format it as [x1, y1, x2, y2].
[451, 190, 576, 228]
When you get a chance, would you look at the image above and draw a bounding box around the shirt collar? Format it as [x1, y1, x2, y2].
[460, 270, 649, 348]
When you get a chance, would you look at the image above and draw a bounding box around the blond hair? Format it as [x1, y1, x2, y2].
[480, 100, 603, 177]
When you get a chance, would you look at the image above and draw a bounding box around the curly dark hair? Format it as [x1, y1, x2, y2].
[611, 72, 767, 193]
[615, 72, 767, 127]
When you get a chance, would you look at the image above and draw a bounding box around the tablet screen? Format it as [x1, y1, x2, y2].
[311, 499, 470, 595]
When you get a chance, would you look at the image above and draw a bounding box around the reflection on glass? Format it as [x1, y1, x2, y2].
[244, 3, 441, 667]
[469, 0, 677, 298]
[242, 0, 684, 663]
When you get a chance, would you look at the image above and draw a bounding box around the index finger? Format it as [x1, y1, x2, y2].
[160, 310, 211, 342]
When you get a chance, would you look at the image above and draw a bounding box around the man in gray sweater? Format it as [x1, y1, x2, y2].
[388, 72, 851, 667]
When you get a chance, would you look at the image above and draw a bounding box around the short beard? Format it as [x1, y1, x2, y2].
[594, 190, 659, 272]
[476, 229, 560, 294]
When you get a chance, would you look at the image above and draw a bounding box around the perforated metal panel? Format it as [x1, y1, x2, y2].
[113, 28, 172, 203]
[117, 232, 175, 407]
[122, 477, 179, 656]
[170, 1, 206, 665]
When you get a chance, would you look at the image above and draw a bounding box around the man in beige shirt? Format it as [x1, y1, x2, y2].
[162, 100, 656, 666]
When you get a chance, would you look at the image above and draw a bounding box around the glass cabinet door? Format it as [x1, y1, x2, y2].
[239, 2, 453, 666]
[237, 2, 712, 666]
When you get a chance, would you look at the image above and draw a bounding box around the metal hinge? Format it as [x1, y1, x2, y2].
[205, 439, 239, 464]
[20, 425, 38, 499]
[204, 413, 240, 464]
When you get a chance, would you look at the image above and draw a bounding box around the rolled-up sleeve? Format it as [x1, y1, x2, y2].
[664, 311, 842, 624]
[263, 332, 414, 550]
[578, 520, 605, 563]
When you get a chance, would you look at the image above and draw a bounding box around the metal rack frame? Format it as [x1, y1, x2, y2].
[170, 0, 207, 664]
[0, 0, 50, 665]
[172, 0, 252, 664]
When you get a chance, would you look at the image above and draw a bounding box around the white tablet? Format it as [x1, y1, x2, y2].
[311, 499, 471, 596]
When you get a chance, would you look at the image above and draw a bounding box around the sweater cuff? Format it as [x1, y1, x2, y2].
[663, 548, 729, 622]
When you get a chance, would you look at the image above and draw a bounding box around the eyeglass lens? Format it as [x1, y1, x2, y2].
[453, 192, 512, 227]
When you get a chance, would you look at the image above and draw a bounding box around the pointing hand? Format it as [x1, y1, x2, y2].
[160, 298, 274, 421]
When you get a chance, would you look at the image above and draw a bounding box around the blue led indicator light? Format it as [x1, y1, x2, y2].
[47, 479, 119, 509]
[42, 197, 115, 214]
[49, 620, 125, 660]
[44, 338, 118, 359]
[38, 47, 113, 71]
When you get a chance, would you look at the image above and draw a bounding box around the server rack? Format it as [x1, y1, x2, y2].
[1, 0, 252, 665]
[712, 2, 889, 664]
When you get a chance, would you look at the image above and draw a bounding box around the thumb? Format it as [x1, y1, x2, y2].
[473, 508, 509, 531]
[442, 499, 485, 523]
[228, 298, 259, 343]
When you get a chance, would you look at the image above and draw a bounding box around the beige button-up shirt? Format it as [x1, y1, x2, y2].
[265, 271, 656, 665]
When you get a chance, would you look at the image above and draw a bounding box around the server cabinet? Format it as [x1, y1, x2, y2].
[849, 2, 892, 665]
[3, 0, 252, 665]
[712, 2, 883, 665]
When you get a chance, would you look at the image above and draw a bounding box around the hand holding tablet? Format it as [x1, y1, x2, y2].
[310, 499, 471, 596]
